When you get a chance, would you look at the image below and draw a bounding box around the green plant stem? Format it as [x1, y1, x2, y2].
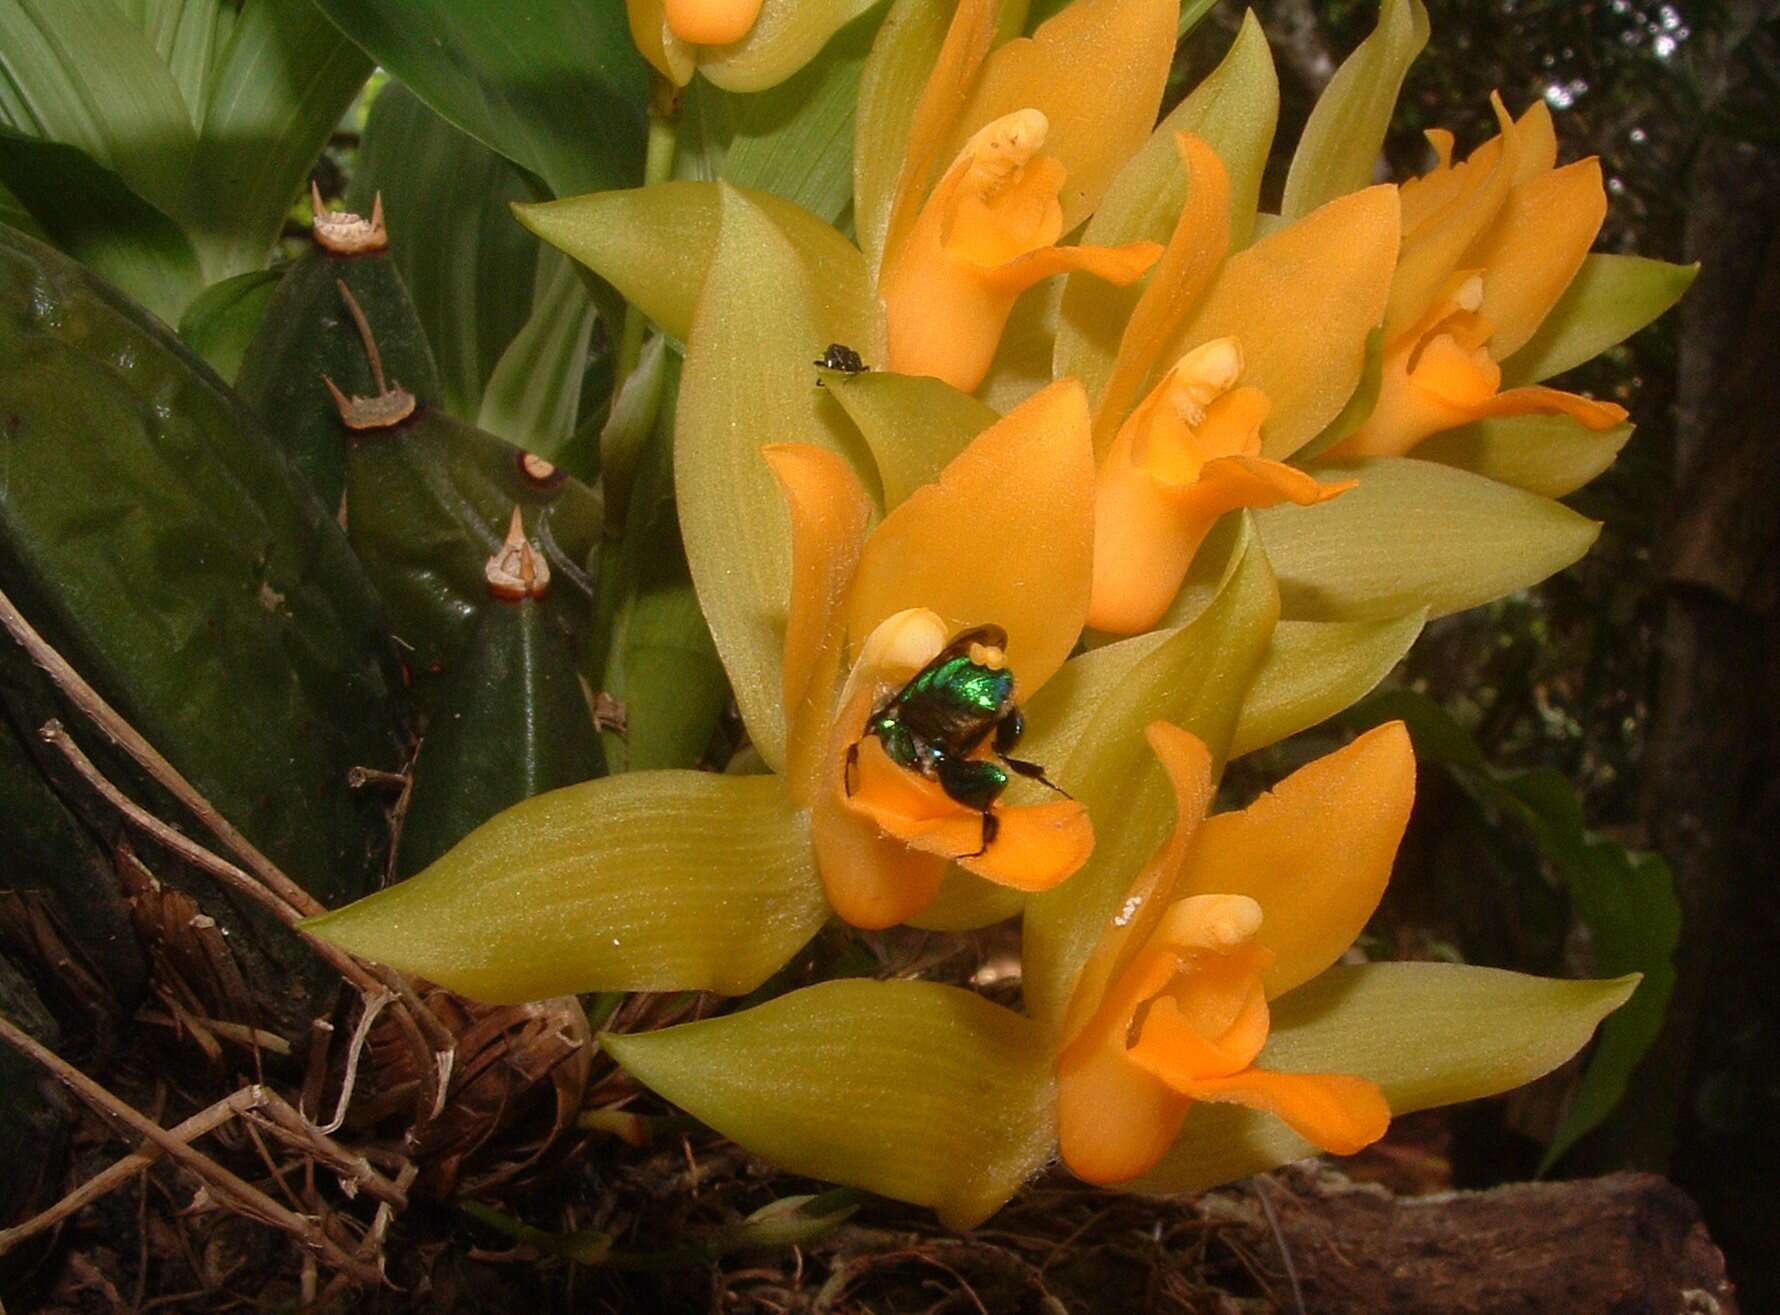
[615, 87, 681, 382]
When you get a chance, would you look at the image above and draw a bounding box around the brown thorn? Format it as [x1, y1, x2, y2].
[336, 280, 387, 395]
[0, 1018, 382, 1284]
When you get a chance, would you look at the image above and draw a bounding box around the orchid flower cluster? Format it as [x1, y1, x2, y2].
[309, 0, 1687, 1226]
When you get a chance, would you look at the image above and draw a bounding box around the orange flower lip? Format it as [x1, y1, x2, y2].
[1055, 721, 1414, 1185]
[835, 630, 1094, 894]
[1329, 97, 1628, 459]
[883, 109, 1160, 393]
[766, 381, 1099, 929]
[1087, 338, 1354, 635]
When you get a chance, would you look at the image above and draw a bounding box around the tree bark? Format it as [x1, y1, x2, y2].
[1594, 4, 1780, 1306]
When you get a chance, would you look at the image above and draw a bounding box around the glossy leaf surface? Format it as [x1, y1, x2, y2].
[315, 0, 647, 197]
[349, 81, 543, 420]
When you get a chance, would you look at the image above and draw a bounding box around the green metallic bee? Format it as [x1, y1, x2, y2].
[845, 625, 1067, 856]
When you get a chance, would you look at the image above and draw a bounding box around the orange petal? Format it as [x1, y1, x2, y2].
[1387, 94, 1520, 340]
[1335, 365, 1628, 459]
[663, 0, 764, 44]
[848, 379, 1094, 696]
[1087, 424, 1212, 635]
[1471, 158, 1607, 359]
[987, 238, 1161, 295]
[1173, 722, 1415, 997]
[880, 0, 999, 281]
[1093, 133, 1233, 455]
[811, 780, 950, 929]
[1179, 1066, 1391, 1156]
[763, 444, 873, 804]
[1056, 1027, 1191, 1185]
[1088, 444, 1346, 637]
[1130, 985, 1270, 1084]
[949, 0, 1178, 233]
[1181, 454, 1355, 520]
[843, 740, 1092, 893]
[1059, 724, 1214, 1046]
[1511, 99, 1558, 182]
[1167, 185, 1401, 459]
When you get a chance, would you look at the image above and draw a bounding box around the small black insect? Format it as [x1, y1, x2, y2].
[845, 624, 1067, 857]
[814, 342, 868, 384]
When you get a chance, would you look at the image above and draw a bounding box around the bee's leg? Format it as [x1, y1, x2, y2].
[998, 754, 1072, 799]
[967, 808, 1000, 859]
[844, 741, 860, 797]
[936, 757, 1009, 856]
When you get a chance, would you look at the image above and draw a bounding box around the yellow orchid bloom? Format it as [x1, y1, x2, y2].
[1328, 97, 1629, 459]
[1079, 131, 1390, 634]
[628, 0, 872, 91]
[873, 0, 1176, 392]
[768, 378, 1099, 929]
[1056, 719, 1413, 1184]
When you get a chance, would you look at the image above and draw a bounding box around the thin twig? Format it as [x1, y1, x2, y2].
[0, 1089, 251, 1254]
[38, 720, 394, 1008]
[0, 584, 320, 918]
[0, 581, 454, 1115]
[0, 1017, 381, 1284]
[321, 990, 392, 1136]
[1254, 1176, 1306, 1315]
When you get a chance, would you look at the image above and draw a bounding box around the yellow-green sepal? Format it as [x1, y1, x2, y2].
[852, 0, 954, 278]
[826, 371, 998, 509]
[1131, 962, 1637, 1194]
[1232, 612, 1426, 758]
[515, 180, 862, 345]
[303, 772, 828, 1002]
[1415, 414, 1635, 498]
[1022, 519, 1279, 1028]
[697, 0, 880, 93]
[1279, 0, 1429, 221]
[1500, 253, 1698, 388]
[603, 979, 1056, 1229]
[1259, 457, 1600, 621]
[675, 184, 881, 773]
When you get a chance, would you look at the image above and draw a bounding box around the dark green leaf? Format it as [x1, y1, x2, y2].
[0, 227, 409, 1035]
[0, 128, 202, 323]
[349, 81, 543, 420]
[177, 268, 282, 382]
[398, 593, 605, 876]
[314, 0, 649, 198]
